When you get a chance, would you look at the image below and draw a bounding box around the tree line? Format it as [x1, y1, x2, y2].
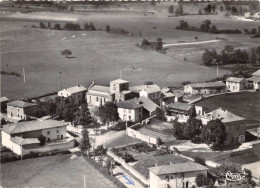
[34, 22, 96, 31]
[176, 19, 242, 34]
[202, 45, 260, 66]
[105, 25, 129, 36]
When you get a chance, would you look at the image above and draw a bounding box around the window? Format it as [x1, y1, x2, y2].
[165, 175, 169, 181]
[129, 116, 131, 120]
[96, 97, 99, 102]
[104, 98, 106, 102]
[78, 95, 80, 98]
[18, 109, 19, 112]
[18, 114, 19, 117]
[47, 131, 50, 135]
[128, 109, 131, 113]
[89, 96, 91, 101]
[56, 130, 59, 133]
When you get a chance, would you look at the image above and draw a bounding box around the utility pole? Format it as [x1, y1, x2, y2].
[217, 63, 219, 78]
[23, 68, 25, 83]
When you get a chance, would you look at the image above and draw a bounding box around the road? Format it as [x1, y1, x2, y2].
[163, 39, 221, 48]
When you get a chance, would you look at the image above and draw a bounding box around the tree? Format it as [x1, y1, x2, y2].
[141, 39, 150, 47]
[251, 28, 257, 35]
[155, 108, 166, 121]
[194, 157, 205, 165]
[61, 49, 72, 58]
[98, 102, 119, 124]
[80, 128, 91, 154]
[54, 23, 61, 30]
[155, 38, 163, 51]
[250, 48, 257, 64]
[39, 22, 46, 29]
[173, 120, 185, 139]
[48, 22, 51, 29]
[204, 4, 212, 13]
[89, 22, 96, 31]
[56, 97, 78, 122]
[198, 9, 202, 15]
[188, 107, 196, 118]
[74, 103, 92, 128]
[38, 135, 46, 146]
[210, 25, 218, 33]
[202, 49, 218, 66]
[106, 25, 110, 33]
[201, 119, 226, 149]
[196, 174, 209, 187]
[168, 5, 174, 14]
[84, 22, 90, 30]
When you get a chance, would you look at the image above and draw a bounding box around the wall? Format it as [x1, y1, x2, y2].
[86, 92, 112, 107]
[1, 131, 22, 155]
[42, 126, 67, 141]
[110, 81, 129, 94]
[118, 107, 142, 122]
[7, 106, 25, 119]
[107, 147, 149, 186]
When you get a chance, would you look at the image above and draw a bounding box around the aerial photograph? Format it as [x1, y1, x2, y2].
[0, 0, 259, 187]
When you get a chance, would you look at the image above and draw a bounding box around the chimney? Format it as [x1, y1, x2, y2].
[78, 84, 81, 87]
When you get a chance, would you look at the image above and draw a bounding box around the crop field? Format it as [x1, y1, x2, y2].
[194, 92, 260, 121]
[0, 10, 259, 99]
[1, 154, 117, 188]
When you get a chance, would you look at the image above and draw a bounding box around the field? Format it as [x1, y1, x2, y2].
[194, 92, 260, 121]
[1, 9, 259, 99]
[0, 154, 117, 188]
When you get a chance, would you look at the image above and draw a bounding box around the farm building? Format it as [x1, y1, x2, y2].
[226, 77, 248, 92]
[247, 69, 260, 92]
[149, 162, 208, 188]
[1, 120, 70, 155]
[161, 88, 184, 106]
[167, 102, 194, 116]
[58, 84, 87, 105]
[7, 100, 43, 120]
[184, 81, 226, 95]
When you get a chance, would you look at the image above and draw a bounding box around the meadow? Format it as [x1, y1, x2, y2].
[1, 10, 259, 99]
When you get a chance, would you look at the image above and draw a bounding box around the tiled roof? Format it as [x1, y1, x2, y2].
[11, 137, 40, 145]
[188, 81, 225, 89]
[168, 102, 193, 111]
[2, 120, 67, 135]
[247, 76, 260, 83]
[226, 77, 244, 83]
[149, 162, 208, 175]
[130, 84, 161, 94]
[252, 69, 260, 77]
[89, 85, 110, 93]
[116, 98, 142, 109]
[63, 85, 87, 94]
[86, 92, 110, 98]
[0, 97, 9, 103]
[7, 100, 38, 108]
[110, 79, 129, 84]
[138, 96, 159, 112]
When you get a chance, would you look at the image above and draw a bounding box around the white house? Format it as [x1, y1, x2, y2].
[149, 162, 208, 188]
[130, 84, 161, 105]
[58, 85, 87, 105]
[247, 69, 260, 92]
[184, 81, 226, 95]
[1, 120, 68, 155]
[226, 77, 248, 92]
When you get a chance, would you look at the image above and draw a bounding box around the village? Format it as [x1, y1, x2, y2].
[1, 68, 260, 188]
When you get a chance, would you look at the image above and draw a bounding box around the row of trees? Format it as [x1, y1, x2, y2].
[176, 19, 242, 34]
[168, 4, 183, 16]
[37, 22, 96, 31]
[202, 45, 260, 66]
[173, 118, 227, 150]
[244, 26, 260, 36]
[105, 25, 129, 36]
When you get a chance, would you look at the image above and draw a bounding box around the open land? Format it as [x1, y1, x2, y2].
[1, 10, 259, 99]
[0, 154, 117, 188]
[194, 92, 260, 121]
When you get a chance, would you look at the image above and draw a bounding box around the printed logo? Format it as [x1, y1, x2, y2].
[122, 174, 135, 185]
[225, 171, 247, 182]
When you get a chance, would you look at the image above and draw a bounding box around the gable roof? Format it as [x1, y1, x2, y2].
[7, 100, 38, 108]
[247, 76, 260, 83]
[252, 69, 260, 77]
[63, 85, 87, 94]
[2, 120, 67, 135]
[138, 96, 159, 112]
[116, 98, 142, 109]
[188, 81, 225, 89]
[89, 85, 110, 93]
[226, 77, 245, 83]
[0, 97, 9, 103]
[110, 79, 129, 84]
[149, 162, 208, 176]
[130, 84, 161, 94]
[168, 102, 193, 111]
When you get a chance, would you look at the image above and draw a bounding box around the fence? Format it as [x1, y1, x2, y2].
[107, 148, 149, 186]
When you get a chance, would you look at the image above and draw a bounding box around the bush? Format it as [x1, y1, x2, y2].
[194, 156, 206, 166]
[121, 153, 136, 163]
[191, 136, 202, 143]
[38, 135, 46, 146]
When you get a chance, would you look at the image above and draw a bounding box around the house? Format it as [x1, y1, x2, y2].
[86, 84, 114, 107]
[167, 102, 194, 116]
[2, 120, 68, 155]
[116, 96, 160, 122]
[58, 84, 87, 105]
[184, 81, 226, 95]
[7, 100, 43, 120]
[161, 88, 184, 106]
[116, 98, 143, 122]
[130, 84, 161, 105]
[247, 69, 260, 92]
[0, 96, 9, 112]
[199, 108, 247, 145]
[149, 162, 208, 188]
[226, 77, 248, 92]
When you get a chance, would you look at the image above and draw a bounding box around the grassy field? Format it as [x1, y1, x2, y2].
[1, 11, 259, 99]
[1, 154, 117, 188]
[194, 92, 260, 121]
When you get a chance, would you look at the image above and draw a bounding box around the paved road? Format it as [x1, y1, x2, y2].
[163, 39, 221, 48]
[113, 166, 145, 188]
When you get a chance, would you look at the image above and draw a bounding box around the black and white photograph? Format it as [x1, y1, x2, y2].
[0, 0, 260, 187]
